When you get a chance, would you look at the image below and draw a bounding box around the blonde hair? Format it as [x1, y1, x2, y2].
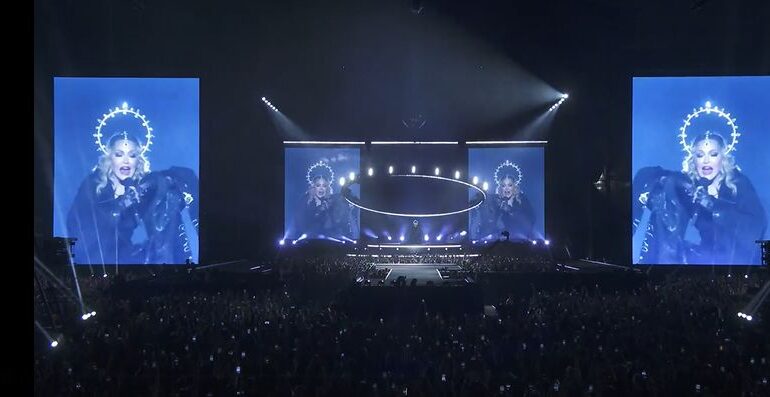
[681, 131, 738, 195]
[93, 138, 150, 194]
[306, 176, 332, 204]
[496, 176, 522, 204]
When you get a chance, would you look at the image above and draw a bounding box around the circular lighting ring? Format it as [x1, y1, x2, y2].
[678, 101, 740, 154]
[342, 174, 486, 218]
[94, 102, 154, 156]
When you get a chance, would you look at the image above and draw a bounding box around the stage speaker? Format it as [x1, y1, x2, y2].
[758, 240, 770, 266]
[34, 235, 76, 267]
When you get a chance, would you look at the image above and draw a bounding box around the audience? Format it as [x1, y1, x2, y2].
[34, 256, 769, 396]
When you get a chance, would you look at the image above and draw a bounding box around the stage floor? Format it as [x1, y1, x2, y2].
[376, 263, 463, 286]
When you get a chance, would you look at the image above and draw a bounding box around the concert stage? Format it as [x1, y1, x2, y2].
[376, 263, 466, 286]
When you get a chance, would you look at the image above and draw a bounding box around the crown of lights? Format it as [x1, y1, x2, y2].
[678, 101, 740, 154]
[494, 160, 523, 186]
[94, 102, 154, 156]
[306, 161, 335, 185]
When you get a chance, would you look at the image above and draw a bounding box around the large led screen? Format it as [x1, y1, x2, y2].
[468, 146, 545, 242]
[284, 147, 360, 242]
[632, 76, 769, 265]
[54, 77, 200, 265]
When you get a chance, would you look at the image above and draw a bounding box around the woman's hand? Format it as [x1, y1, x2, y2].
[707, 184, 719, 198]
[638, 192, 649, 206]
[693, 186, 715, 211]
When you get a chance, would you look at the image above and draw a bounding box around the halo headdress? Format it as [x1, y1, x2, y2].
[678, 101, 740, 154]
[494, 160, 523, 187]
[306, 161, 335, 186]
[93, 102, 154, 156]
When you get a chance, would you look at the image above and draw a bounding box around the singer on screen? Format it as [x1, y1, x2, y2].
[67, 131, 199, 265]
[295, 161, 356, 239]
[634, 131, 766, 264]
[471, 160, 535, 241]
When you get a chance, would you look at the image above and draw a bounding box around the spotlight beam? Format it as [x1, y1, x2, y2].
[261, 96, 280, 112]
[739, 279, 770, 322]
[34, 320, 56, 347]
[34, 256, 84, 311]
[548, 94, 568, 112]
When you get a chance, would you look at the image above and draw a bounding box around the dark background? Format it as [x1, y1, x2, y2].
[34, 0, 770, 264]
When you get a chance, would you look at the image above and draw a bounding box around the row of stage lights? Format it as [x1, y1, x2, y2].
[548, 93, 569, 112]
[472, 239, 550, 245]
[279, 232, 466, 246]
[279, 234, 356, 246]
[737, 312, 754, 322]
[46, 309, 98, 348]
[338, 166, 495, 191]
[261, 97, 279, 112]
[280, 234, 551, 247]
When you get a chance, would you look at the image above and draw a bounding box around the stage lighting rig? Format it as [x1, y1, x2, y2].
[402, 113, 426, 129]
[411, 0, 424, 15]
[757, 240, 769, 266]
